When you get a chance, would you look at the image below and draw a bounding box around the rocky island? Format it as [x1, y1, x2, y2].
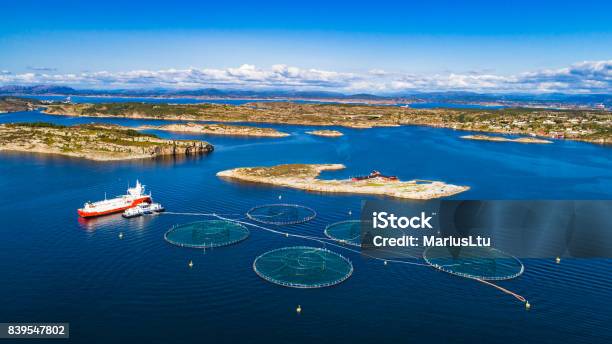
[43, 101, 612, 145]
[306, 130, 344, 137]
[138, 122, 289, 137]
[0, 122, 213, 161]
[461, 134, 552, 144]
[217, 163, 468, 200]
[0, 97, 41, 113]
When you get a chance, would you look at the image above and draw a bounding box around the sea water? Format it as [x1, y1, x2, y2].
[0, 109, 610, 343]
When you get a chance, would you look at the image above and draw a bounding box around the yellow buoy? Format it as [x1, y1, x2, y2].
[556, 257, 561, 264]
[525, 301, 531, 310]
[188, 260, 194, 268]
[296, 305, 302, 314]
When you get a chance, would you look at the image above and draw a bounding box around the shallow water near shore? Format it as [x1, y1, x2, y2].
[0, 109, 611, 343]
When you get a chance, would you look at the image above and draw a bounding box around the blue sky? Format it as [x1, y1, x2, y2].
[1, 0, 611, 93]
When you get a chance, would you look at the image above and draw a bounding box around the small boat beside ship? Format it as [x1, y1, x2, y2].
[78, 180, 164, 218]
[122, 202, 165, 218]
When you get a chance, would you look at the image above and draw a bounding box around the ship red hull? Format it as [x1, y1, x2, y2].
[78, 196, 151, 218]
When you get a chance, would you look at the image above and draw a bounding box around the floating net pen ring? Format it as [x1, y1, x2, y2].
[324, 220, 362, 247]
[253, 246, 353, 288]
[246, 204, 317, 225]
[164, 220, 249, 249]
[423, 246, 524, 281]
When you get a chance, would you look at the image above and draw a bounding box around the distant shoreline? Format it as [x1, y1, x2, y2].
[7, 92, 610, 110]
[17, 93, 399, 105]
[39, 101, 612, 145]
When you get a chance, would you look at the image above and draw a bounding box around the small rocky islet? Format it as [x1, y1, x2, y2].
[306, 130, 344, 137]
[217, 163, 469, 200]
[138, 122, 289, 137]
[461, 134, 552, 144]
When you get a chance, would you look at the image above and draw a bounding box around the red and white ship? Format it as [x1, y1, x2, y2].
[78, 180, 152, 218]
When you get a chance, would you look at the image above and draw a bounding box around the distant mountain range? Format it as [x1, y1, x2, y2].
[0, 85, 370, 99]
[0, 85, 610, 107]
[0, 85, 80, 95]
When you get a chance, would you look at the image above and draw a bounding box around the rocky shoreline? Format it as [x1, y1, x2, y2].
[138, 122, 289, 137]
[0, 123, 213, 161]
[461, 134, 552, 144]
[0, 97, 40, 113]
[306, 130, 344, 137]
[217, 163, 469, 200]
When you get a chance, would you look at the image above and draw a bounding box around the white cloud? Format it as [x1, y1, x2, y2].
[368, 69, 388, 76]
[1, 60, 611, 93]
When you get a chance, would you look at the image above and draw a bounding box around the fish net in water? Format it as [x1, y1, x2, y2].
[324, 220, 362, 247]
[253, 246, 353, 288]
[164, 220, 249, 248]
[423, 246, 524, 280]
[246, 204, 316, 225]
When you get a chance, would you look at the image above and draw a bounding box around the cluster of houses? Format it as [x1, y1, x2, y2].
[453, 112, 611, 140]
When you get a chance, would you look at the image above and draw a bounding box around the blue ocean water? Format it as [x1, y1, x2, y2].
[0, 110, 611, 343]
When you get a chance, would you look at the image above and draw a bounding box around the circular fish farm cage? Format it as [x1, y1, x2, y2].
[423, 246, 524, 281]
[253, 246, 353, 288]
[324, 220, 362, 246]
[164, 220, 249, 249]
[246, 204, 316, 225]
